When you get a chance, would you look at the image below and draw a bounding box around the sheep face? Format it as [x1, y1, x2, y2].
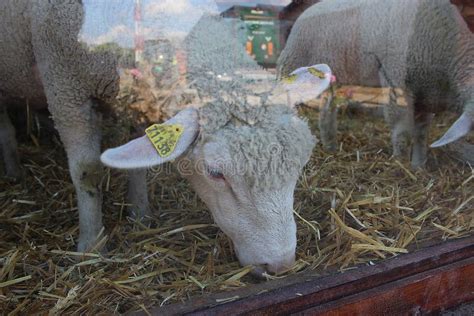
[181, 121, 313, 275]
[189, 167, 298, 276]
[101, 64, 333, 275]
[101, 107, 316, 276]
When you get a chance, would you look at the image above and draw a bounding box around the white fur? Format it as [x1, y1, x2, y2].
[103, 106, 316, 274]
[183, 140, 299, 273]
[101, 15, 331, 274]
[278, 0, 474, 167]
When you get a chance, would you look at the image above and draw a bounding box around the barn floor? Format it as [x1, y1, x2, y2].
[1, 101, 473, 314]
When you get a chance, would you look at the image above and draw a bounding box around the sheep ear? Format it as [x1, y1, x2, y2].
[280, 64, 332, 107]
[430, 112, 472, 148]
[101, 108, 200, 169]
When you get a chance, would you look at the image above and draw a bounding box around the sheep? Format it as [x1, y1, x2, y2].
[101, 15, 332, 275]
[278, 0, 474, 168]
[0, 0, 149, 251]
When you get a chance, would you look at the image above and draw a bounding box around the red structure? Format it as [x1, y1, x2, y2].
[451, 0, 474, 32]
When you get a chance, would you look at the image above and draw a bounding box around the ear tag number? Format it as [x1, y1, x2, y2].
[282, 74, 298, 84]
[308, 67, 326, 79]
[282, 66, 327, 86]
[145, 123, 184, 158]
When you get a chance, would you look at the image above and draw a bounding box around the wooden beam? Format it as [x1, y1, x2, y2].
[134, 235, 474, 315]
[301, 256, 474, 315]
[451, 0, 474, 7]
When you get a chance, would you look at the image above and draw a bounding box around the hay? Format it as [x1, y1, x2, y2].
[1, 85, 473, 314]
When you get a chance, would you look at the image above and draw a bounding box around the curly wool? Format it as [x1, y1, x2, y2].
[185, 14, 261, 98]
[203, 104, 316, 190]
[185, 15, 316, 190]
[0, 0, 119, 111]
[185, 14, 285, 131]
[278, 0, 474, 117]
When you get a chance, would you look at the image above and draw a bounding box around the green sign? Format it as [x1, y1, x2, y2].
[233, 7, 281, 66]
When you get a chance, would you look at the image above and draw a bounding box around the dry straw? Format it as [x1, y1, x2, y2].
[1, 83, 472, 314]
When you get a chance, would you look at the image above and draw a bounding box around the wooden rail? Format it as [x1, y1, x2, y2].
[451, 0, 474, 32]
[300, 257, 474, 315]
[132, 235, 474, 315]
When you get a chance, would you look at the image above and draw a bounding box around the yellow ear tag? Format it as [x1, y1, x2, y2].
[145, 123, 184, 158]
[282, 74, 298, 84]
[308, 67, 325, 79]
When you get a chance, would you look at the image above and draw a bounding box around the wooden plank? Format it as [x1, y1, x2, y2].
[340, 86, 407, 106]
[451, 0, 474, 5]
[451, 0, 474, 32]
[299, 257, 474, 315]
[304, 86, 407, 109]
[134, 235, 474, 315]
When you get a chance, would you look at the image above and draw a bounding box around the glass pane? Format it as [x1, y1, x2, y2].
[1, 0, 472, 313]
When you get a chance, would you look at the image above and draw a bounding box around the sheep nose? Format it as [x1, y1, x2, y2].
[250, 254, 296, 278]
[250, 264, 268, 279]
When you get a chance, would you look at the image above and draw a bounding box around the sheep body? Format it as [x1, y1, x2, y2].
[0, 0, 125, 251]
[278, 0, 473, 167]
[0, 0, 119, 109]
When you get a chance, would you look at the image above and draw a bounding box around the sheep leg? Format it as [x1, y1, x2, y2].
[127, 169, 150, 220]
[447, 141, 474, 165]
[49, 99, 105, 252]
[389, 111, 412, 159]
[411, 112, 433, 168]
[384, 90, 413, 161]
[0, 104, 21, 179]
[319, 94, 338, 152]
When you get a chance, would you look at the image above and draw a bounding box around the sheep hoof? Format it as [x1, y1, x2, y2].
[411, 157, 427, 169]
[77, 234, 107, 254]
[3, 166, 23, 182]
[323, 142, 338, 153]
[128, 206, 153, 226]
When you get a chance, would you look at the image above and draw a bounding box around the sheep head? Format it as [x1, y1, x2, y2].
[101, 65, 332, 276]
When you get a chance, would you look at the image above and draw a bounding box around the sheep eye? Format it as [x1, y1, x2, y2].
[207, 168, 225, 180]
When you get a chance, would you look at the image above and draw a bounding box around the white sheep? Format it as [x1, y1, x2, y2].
[278, 0, 473, 168]
[0, 3, 331, 274]
[102, 15, 332, 275]
[0, 0, 149, 251]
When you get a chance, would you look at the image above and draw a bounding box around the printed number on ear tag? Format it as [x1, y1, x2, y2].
[308, 67, 325, 79]
[282, 74, 298, 84]
[145, 123, 184, 158]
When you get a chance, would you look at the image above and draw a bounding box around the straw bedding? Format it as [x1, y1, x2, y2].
[1, 85, 473, 314]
